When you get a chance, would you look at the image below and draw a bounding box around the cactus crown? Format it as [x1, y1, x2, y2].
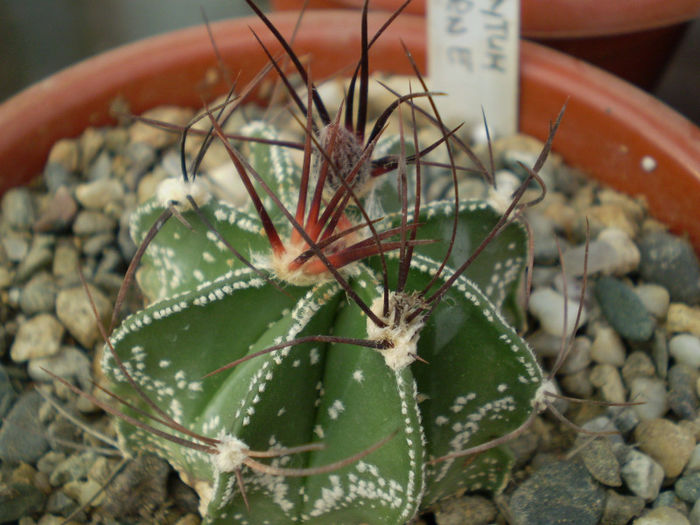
[91, 1, 563, 523]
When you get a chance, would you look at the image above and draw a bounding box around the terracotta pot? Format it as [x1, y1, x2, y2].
[0, 11, 699, 252]
[271, 0, 700, 88]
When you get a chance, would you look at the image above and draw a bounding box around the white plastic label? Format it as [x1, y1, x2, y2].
[427, 0, 520, 138]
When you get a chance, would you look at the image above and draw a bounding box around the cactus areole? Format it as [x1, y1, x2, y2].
[102, 2, 545, 523]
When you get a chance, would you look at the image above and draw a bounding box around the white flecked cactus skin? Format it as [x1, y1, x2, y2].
[102, 2, 545, 523]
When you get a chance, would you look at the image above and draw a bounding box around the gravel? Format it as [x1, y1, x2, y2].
[0, 86, 698, 523]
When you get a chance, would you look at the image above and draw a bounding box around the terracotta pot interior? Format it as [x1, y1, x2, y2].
[0, 11, 698, 254]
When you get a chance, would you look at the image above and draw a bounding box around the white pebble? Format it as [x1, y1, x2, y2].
[621, 449, 664, 501]
[669, 333, 700, 369]
[529, 287, 587, 337]
[597, 228, 640, 275]
[629, 377, 668, 420]
[634, 284, 670, 319]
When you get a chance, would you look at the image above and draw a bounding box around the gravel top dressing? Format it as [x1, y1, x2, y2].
[0, 74, 699, 524]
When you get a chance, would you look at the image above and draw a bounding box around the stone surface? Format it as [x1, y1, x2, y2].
[75, 178, 124, 210]
[590, 364, 626, 403]
[433, 495, 497, 525]
[28, 346, 92, 390]
[576, 436, 622, 487]
[595, 276, 655, 341]
[634, 506, 690, 525]
[19, 271, 58, 315]
[32, 185, 78, 233]
[675, 471, 700, 503]
[55, 284, 112, 349]
[669, 334, 700, 369]
[10, 314, 65, 362]
[601, 490, 645, 525]
[0, 364, 16, 418]
[667, 304, 700, 338]
[621, 449, 665, 501]
[0, 391, 49, 463]
[0, 482, 47, 523]
[668, 364, 699, 419]
[2, 187, 35, 230]
[638, 231, 700, 305]
[629, 376, 669, 420]
[16, 234, 55, 281]
[622, 351, 657, 384]
[529, 287, 587, 337]
[634, 419, 696, 478]
[590, 325, 626, 367]
[634, 284, 671, 319]
[509, 460, 605, 525]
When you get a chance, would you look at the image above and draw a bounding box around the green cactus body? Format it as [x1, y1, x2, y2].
[103, 117, 544, 523]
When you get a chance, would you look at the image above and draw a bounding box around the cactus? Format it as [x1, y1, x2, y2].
[99, 2, 552, 523]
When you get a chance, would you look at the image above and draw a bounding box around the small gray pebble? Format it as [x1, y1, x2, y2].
[621, 449, 665, 501]
[16, 233, 55, 281]
[1, 187, 35, 230]
[509, 460, 605, 525]
[685, 444, 700, 473]
[634, 506, 690, 525]
[75, 178, 124, 210]
[43, 162, 78, 193]
[690, 501, 700, 525]
[668, 364, 699, 419]
[36, 451, 67, 474]
[1, 231, 30, 262]
[0, 482, 47, 523]
[638, 231, 700, 305]
[0, 390, 49, 463]
[675, 471, 700, 503]
[433, 495, 497, 525]
[601, 490, 645, 525]
[28, 346, 92, 390]
[595, 276, 655, 341]
[52, 240, 80, 279]
[654, 490, 688, 513]
[10, 313, 65, 362]
[651, 329, 669, 379]
[81, 232, 115, 256]
[609, 406, 641, 435]
[19, 271, 58, 314]
[46, 489, 78, 516]
[72, 210, 117, 236]
[0, 364, 16, 418]
[32, 185, 78, 233]
[125, 141, 156, 178]
[576, 436, 622, 487]
[49, 451, 97, 486]
[559, 337, 592, 374]
[87, 150, 112, 180]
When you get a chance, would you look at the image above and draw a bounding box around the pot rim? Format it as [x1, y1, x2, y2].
[0, 10, 698, 251]
[276, 0, 700, 38]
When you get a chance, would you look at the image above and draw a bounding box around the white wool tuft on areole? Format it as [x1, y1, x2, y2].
[156, 176, 211, 209]
[212, 433, 249, 473]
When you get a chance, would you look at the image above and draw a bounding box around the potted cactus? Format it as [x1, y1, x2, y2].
[0, 3, 699, 524]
